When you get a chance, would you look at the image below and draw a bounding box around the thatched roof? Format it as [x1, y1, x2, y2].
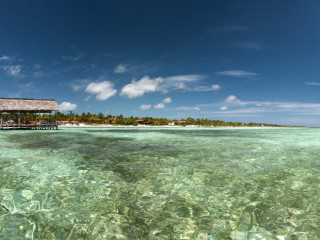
[0, 98, 59, 112]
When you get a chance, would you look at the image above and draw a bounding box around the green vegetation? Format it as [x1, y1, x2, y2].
[56, 112, 285, 127]
[1, 111, 287, 127]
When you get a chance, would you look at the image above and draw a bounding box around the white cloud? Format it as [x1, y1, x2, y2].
[197, 97, 320, 116]
[1, 65, 22, 76]
[164, 75, 204, 82]
[120, 76, 163, 98]
[154, 103, 165, 109]
[181, 85, 221, 92]
[305, 82, 320, 86]
[245, 101, 320, 111]
[162, 97, 172, 103]
[211, 101, 320, 119]
[85, 81, 117, 101]
[59, 102, 77, 111]
[152, 97, 172, 110]
[174, 106, 200, 111]
[225, 95, 237, 103]
[171, 98, 320, 126]
[225, 95, 243, 105]
[62, 52, 85, 61]
[212, 84, 220, 90]
[218, 108, 264, 114]
[216, 70, 257, 78]
[120, 74, 208, 98]
[0, 55, 11, 61]
[217, 100, 320, 117]
[161, 75, 206, 92]
[212, 108, 262, 118]
[140, 104, 152, 110]
[0, 55, 23, 77]
[114, 63, 127, 74]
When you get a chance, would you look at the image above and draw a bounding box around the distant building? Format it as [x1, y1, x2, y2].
[136, 119, 150, 125]
[174, 121, 186, 126]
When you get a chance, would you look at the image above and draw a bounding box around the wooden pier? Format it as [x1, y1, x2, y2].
[0, 124, 58, 130]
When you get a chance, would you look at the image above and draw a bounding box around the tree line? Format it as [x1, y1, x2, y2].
[0, 111, 285, 127]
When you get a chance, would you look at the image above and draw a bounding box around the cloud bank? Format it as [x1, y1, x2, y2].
[216, 70, 257, 78]
[1, 65, 23, 77]
[120, 75, 206, 98]
[140, 104, 152, 110]
[212, 84, 220, 90]
[162, 97, 172, 103]
[120, 76, 163, 98]
[154, 103, 165, 109]
[0, 55, 12, 61]
[59, 102, 77, 111]
[305, 82, 320, 86]
[85, 81, 117, 100]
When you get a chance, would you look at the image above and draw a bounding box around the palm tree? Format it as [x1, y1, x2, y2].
[98, 112, 105, 124]
[68, 111, 74, 122]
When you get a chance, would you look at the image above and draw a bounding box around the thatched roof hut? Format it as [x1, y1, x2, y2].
[1, 98, 59, 130]
[0, 98, 59, 113]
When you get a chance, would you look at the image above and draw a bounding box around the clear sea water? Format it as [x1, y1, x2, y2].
[0, 127, 320, 240]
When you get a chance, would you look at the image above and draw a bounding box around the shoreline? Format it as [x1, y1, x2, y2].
[58, 124, 302, 128]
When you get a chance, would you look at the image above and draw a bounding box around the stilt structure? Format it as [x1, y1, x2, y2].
[0, 98, 59, 130]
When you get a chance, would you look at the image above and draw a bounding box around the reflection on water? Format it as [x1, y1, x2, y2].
[0, 127, 320, 239]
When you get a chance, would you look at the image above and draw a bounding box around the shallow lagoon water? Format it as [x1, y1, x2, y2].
[0, 127, 320, 239]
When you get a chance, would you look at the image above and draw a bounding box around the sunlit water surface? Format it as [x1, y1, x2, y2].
[0, 127, 320, 239]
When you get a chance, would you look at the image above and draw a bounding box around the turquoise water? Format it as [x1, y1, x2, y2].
[0, 127, 320, 239]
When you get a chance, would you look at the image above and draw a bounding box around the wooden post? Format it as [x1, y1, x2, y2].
[48, 112, 51, 129]
[0, 112, 2, 128]
[55, 111, 58, 129]
[18, 111, 21, 126]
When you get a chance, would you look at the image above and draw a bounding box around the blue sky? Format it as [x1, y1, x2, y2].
[1, 1, 320, 126]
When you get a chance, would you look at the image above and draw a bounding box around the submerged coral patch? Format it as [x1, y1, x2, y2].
[0, 127, 320, 239]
